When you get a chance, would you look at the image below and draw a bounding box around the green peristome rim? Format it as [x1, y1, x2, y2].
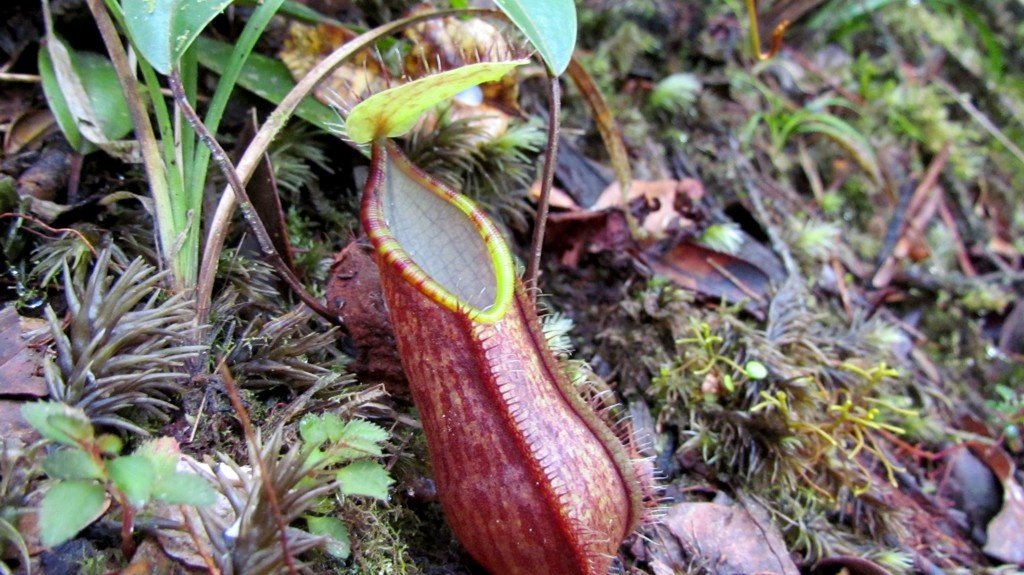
[361, 139, 515, 323]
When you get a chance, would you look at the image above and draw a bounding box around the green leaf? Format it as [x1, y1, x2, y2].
[95, 434, 124, 456]
[134, 436, 181, 479]
[793, 116, 881, 183]
[38, 46, 81, 150]
[336, 420, 389, 459]
[305, 516, 350, 559]
[744, 361, 769, 380]
[121, 0, 233, 74]
[38, 38, 133, 151]
[345, 60, 529, 143]
[0, 517, 30, 573]
[337, 460, 392, 501]
[493, 0, 576, 75]
[108, 455, 155, 507]
[152, 472, 217, 506]
[21, 402, 94, 447]
[194, 36, 336, 132]
[299, 413, 344, 447]
[39, 480, 106, 548]
[73, 50, 134, 140]
[42, 449, 104, 481]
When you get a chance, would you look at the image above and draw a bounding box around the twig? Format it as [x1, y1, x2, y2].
[0, 213, 98, 255]
[872, 143, 951, 287]
[168, 72, 344, 330]
[937, 196, 977, 277]
[906, 142, 951, 217]
[196, 8, 485, 327]
[829, 257, 853, 320]
[525, 74, 561, 295]
[0, 72, 41, 83]
[216, 359, 299, 575]
[936, 77, 1024, 169]
[706, 257, 766, 304]
[178, 505, 221, 575]
[731, 142, 799, 277]
[188, 389, 208, 445]
[876, 180, 916, 273]
[745, 0, 791, 61]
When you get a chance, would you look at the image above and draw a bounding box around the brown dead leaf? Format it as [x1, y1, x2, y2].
[0, 306, 48, 397]
[233, 114, 295, 274]
[552, 138, 614, 209]
[543, 209, 632, 268]
[984, 479, 1024, 565]
[964, 440, 1024, 564]
[594, 178, 704, 237]
[527, 183, 578, 211]
[279, 22, 385, 108]
[998, 301, 1024, 357]
[942, 447, 1001, 543]
[651, 501, 799, 575]
[810, 556, 892, 575]
[16, 143, 71, 202]
[3, 108, 57, 155]
[122, 538, 187, 575]
[648, 242, 772, 309]
[0, 401, 40, 445]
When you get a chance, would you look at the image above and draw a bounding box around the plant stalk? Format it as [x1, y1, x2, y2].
[195, 8, 483, 327]
[525, 73, 561, 296]
[119, 498, 136, 558]
[168, 72, 343, 329]
[84, 0, 182, 289]
[216, 360, 298, 575]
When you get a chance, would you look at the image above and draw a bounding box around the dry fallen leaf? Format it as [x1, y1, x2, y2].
[594, 178, 704, 237]
[984, 479, 1024, 565]
[121, 538, 186, 575]
[3, 108, 58, 155]
[968, 442, 1024, 565]
[279, 21, 386, 108]
[648, 242, 772, 309]
[543, 209, 632, 268]
[651, 501, 800, 575]
[0, 306, 49, 397]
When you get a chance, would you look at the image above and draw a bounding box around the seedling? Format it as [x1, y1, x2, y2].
[22, 402, 216, 554]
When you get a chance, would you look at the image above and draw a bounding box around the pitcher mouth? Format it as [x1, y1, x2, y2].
[360, 139, 515, 324]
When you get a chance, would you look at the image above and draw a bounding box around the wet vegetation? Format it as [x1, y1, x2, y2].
[0, 0, 1022, 573]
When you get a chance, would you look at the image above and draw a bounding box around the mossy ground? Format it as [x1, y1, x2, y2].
[1, 0, 1022, 573]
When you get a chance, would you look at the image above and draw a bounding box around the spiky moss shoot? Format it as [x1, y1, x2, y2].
[591, 278, 919, 562]
[405, 106, 545, 232]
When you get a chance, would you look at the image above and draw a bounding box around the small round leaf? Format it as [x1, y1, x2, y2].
[39, 480, 107, 548]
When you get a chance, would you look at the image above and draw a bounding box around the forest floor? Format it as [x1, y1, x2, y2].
[1, 0, 1023, 574]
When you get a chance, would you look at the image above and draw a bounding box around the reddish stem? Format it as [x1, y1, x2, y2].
[120, 496, 136, 558]
[216, 360, 299, 575]
[525, 74, 561, 296]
